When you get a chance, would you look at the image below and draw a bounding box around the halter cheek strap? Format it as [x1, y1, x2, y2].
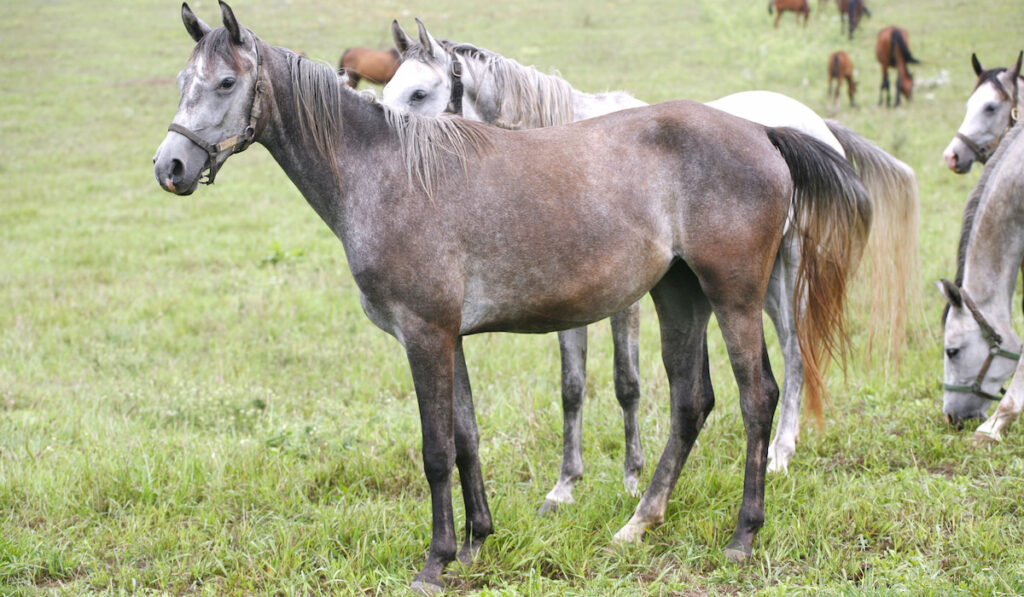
[168, 38, 266, 185]
[446, 54, 464, 116]
[942, 286, 1022, 401]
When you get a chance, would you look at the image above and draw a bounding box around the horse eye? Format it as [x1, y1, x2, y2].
[219, 77, 236, 90]
[946, 347, 960, 359]
[984, 103, 996, 114]
[411, 90, 428, 101]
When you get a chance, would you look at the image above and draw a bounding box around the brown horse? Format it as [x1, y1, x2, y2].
[838, 0, 870, 39]
[769, 0, 810, 28]
[338, 46, 400, 88]
[876, 26, 918, 107]
[828, 51, 857, 107]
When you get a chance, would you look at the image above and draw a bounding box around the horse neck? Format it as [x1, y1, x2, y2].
[258, 45, 399, 231]
[961, 136, 1024, 320]
[458, 48, 576, 128]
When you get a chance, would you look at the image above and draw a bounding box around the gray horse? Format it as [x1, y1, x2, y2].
[153, 3, 869, 591]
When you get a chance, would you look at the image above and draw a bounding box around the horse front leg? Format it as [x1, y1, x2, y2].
[540, 326, 588, 514]
[404, 326, 459, 592]
[453, 339, 494, 564]
[974, 357, 1024, 443]
[610, 303, 644, 497]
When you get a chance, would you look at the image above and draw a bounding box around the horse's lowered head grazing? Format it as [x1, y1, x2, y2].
[938, 279, 1021, 427]
[942, 51, 1023, 174]
[153, 1, 266, 195]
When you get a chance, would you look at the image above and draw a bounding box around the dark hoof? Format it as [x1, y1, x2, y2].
[411, 580, 444, 595]
[537, 499, 561, 516]
[456, 541, 482, 567]
[724, 546, 752, 564]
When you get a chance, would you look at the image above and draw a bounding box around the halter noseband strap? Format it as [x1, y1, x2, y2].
[943, 286, 1023, 401]
[168, 37, 266, 185]
[446, 53, 464, 116]
[957, 74, 1022, 165]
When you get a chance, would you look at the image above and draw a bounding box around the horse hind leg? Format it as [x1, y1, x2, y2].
[613, 262, 714, 544]
[610, 303, 644, 497]
[763, 238, 803, 475]
[539, 326, 588, 515]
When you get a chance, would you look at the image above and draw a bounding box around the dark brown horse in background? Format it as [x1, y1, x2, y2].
[876, 26, 919, 107]
[828, 51, 857, 107]
[338, 46, 401, 88]
[837, 0, 870, 39]
[769, 0, 810, 28]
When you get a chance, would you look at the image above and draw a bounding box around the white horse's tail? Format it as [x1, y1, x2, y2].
[825, 119, 920, 369]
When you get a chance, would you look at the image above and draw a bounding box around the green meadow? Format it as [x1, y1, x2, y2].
[3, 0, 1024, 594]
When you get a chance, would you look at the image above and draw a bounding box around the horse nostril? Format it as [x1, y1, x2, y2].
[170, 158, 184, 179]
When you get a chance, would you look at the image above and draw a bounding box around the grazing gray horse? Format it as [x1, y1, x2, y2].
[943, 51, 1023, 174]
[383, 21, 917, 485]
[153, 3, 869, 591]
[939, 121, 1024, 439]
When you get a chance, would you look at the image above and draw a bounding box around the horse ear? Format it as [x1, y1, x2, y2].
[415, 18, 444, 61]
[971, 53, 984, 76]
[182, 3, 211, 43]
[392, 20, 415, 55]
[937, 279, 963, 309]
[1010, 51, 1023, 81]
[219, 1, 244, 45]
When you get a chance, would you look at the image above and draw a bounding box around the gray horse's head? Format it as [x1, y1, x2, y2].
[382, 20, 453, 117]
[942, 52, 1023, 174]
[937, 279, 1021, 426]
[153, 2, 262, 195]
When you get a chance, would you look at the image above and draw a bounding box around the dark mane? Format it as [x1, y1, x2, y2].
[192, 27, 250, 73]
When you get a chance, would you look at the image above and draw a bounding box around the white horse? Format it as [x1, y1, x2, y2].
[943, 51, 1023, 174]
[939, 121, 1024, 441]
[382, 20, 918, 498]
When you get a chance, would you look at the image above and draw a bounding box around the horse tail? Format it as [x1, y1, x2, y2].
[338, 48, 353, 74]
[825, 119, 920, 370]
[892, 29, 919, 64]
[768, 0, 774, 14]
[830, 53, 841, 78]
[767, 126, 872, 426]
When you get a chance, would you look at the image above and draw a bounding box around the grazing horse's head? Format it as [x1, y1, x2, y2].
[153, 1, 264, 194]
[937, 279, 1021, 427]
[942, 52, 1023, 174]
[382, 20, 454, 117]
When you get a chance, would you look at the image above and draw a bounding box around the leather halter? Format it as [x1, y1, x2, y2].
[445, 53, 465, 116]
[943, 286, 1022, 401]
[955, 74, 1022, 165]
[167, 37, 266, 185]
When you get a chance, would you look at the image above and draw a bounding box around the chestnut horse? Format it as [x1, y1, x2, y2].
[828, 51, 857, 107]
[838, 0, 870, 39]
[876, 26, 918, 107]
[769, 0, 810, 28]
[338, 46, 400, 88]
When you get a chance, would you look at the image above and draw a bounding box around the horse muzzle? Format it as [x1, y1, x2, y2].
[153, 132, 208, 195]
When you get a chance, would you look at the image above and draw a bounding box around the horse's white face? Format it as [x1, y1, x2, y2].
[939, 283, 1021, 425]
[382, 55, 451, 117]
[943, 53, 1023, 174]
[943, 82, 1012, 174]
[153, 3, 259, 195]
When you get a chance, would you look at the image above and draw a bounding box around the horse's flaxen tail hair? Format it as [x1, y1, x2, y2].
[891, 29, 919, 65]
[767, 126, 872, 427]
[825, 120, 919, 372]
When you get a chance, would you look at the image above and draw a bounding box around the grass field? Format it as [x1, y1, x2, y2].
[3, 0, 1024, 594]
